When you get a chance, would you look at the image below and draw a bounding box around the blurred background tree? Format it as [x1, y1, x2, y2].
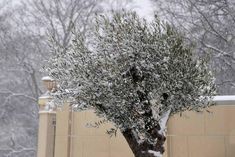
[153, 0, 235, 94]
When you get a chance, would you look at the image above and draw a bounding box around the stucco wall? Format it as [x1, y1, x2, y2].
[54, 108, 135, 157]
[37, 112, 56, 157]
[167, 104, 235, 157]
[37, 96, 235, 157]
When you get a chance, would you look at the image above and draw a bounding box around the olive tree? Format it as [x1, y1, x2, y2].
[45, 11, 216, 157]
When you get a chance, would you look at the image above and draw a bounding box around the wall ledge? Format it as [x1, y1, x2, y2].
[213, 95, 235, 105]
[39, 111, 56, 114]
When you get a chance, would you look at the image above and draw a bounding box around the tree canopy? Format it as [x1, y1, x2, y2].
[45, 11, 216, 157]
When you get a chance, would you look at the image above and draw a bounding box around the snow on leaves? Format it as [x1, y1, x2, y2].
[45, 10, 216, 150]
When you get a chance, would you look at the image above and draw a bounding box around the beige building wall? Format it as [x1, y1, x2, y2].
[167, 102, 235, 157]
[54, 107, 135, 157]
[37, 92, 235, 157]
[54, 105, 71, 157]
[37, 111, 56, 157]
[71, 110, 168, 157]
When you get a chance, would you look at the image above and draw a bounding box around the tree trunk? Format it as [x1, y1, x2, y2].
[122, 109, 171, 157]
[122, 127, 166, 157]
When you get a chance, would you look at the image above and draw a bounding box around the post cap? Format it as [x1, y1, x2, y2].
[42, 76, 56, 92]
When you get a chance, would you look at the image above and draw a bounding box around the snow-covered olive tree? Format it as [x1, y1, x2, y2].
[45, 11, 216, 157]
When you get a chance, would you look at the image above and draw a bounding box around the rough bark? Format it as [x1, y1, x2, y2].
[122, 125, 166, 157]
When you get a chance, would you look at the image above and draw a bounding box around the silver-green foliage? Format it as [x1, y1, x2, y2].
[45, 11, 216, 139]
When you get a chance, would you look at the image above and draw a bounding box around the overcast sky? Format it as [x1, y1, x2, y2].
[4, 0, 155, 21]
[131, 0, 155, 21]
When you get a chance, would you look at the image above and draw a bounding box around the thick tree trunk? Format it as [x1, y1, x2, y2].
[122, 127, 166, 157]
[122, 109, 171, 157]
